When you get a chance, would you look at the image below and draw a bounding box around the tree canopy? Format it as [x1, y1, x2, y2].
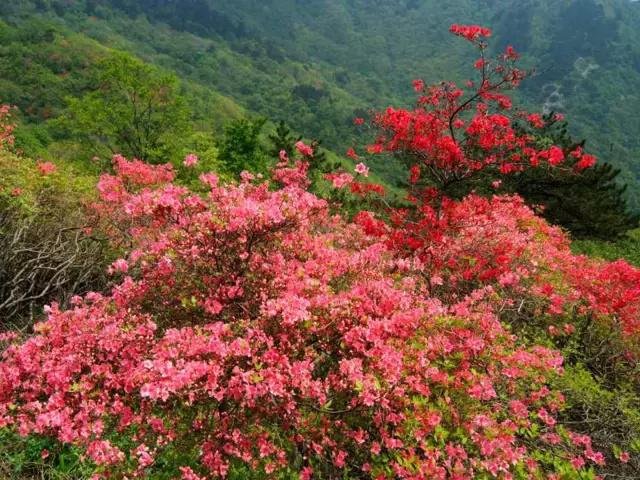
[62, 52, 190, 163]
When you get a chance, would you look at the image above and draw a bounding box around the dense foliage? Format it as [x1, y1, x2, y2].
[1, 25, 640, 480]
[4, 0, 640, 210]
[61, 52, 190, 163]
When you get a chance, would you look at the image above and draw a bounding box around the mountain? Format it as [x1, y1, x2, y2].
[2, 0, 640, 205]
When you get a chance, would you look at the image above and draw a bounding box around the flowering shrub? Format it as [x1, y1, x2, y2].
[355, 193, 640, 339]
[1, 25, 640, 480]
[0, 155, 614, 479]
[347, 24, 640, 476]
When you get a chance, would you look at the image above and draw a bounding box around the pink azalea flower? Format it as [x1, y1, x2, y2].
[36, 161, 57, 175]
[354, 162, 369, 177]
[295, 141, 314, 157]
[110, 258, 128, 274]
[183, 154, 199, 167]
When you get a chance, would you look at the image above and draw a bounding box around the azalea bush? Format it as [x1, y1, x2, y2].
[0, 155, 602, 479]
[341, 23, 640, 476]
[1, 24, 639, 480]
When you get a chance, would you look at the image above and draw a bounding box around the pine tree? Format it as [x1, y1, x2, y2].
[506, 113, 639, 239]
[267, 120, 301, 158]
[448, 113, 638, 239]
[267, 120, 333, 181]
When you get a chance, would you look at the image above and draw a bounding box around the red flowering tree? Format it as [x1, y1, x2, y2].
[361, 25, 595, 203]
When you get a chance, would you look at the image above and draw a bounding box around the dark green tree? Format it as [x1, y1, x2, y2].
[266, 120, 331, 189]
[506, 113, 639, 239]
[445, 113, 638, 239]
[218, 117, 268, 176]
[267, 120, 301, 158]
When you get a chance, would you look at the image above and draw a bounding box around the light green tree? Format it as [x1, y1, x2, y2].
[63, 52, 190, 163]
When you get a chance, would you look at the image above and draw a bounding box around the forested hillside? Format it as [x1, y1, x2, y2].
[3, 0, 640, 201]
[0, 0, 640, 201]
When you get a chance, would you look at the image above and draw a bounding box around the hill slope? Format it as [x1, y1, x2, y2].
[2, 0, 640, 204]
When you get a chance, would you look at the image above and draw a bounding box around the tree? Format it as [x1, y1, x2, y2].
[218, 116, 268, 176]
[363, 26, 611, 236]
[267, 120, 300, 158]
[440, 112, 639, 239]
[62, 52, 190, 163]
[505, 113, 639, 239]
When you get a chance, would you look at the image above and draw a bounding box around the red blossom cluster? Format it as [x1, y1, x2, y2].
[295, 140, 314, 157]
[184, 153, 199, 167]
[362, 25, 596, 198]
[355, 193, 640, 339]
[449, 24, 492, 43]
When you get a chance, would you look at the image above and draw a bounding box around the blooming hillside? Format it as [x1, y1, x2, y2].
[0, 24, 639, 480]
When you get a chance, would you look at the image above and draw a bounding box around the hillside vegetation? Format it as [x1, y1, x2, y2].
[0, 4, 640, 480]
[3, 0, 640, 205]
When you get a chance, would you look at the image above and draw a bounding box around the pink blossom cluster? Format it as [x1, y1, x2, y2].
[0, 155, 626, 479]
[183, 153, 199, 167]
[0, 104, 16, 151]
[36, 160, 57, 175]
